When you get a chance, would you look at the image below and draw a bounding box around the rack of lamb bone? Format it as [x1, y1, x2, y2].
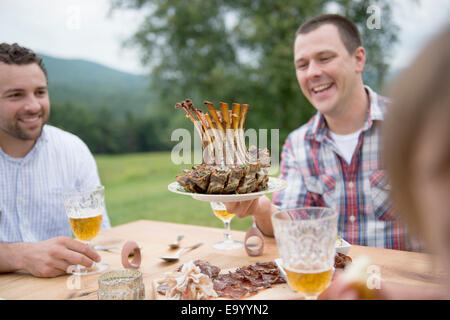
[175, 99, 270, 194]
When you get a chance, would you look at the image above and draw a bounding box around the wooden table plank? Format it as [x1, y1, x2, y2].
[0, 220, 444, 300]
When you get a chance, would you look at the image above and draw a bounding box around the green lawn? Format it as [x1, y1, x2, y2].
[95, 152, 270, 231]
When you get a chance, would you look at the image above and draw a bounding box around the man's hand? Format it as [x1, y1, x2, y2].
[224, 199, 260, 219]
[12, 237, 101, 278]
[224, 196, 275, 236]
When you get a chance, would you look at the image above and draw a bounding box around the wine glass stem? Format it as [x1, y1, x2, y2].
[223, 220, 232, 241]
[85, 241, 96, 268]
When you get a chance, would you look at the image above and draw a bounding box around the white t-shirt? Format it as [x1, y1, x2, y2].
[329, 129, 362, 164]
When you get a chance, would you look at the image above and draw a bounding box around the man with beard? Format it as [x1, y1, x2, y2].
[0, 43, 111, 277]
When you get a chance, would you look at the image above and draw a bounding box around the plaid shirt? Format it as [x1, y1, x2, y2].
[273, 86, 419, 251]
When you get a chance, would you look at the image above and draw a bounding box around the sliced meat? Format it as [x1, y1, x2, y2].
[206, 168, 230, 194]
[189, 168, 212, 192]
[222, 166, 246, 193]
[176, 172, 195, 192]
[177, 260, 221, 279]
[236, 173, 257, 193]
[213, 261, 286, 299]
[193, 260, 221, 279]
[335, 253, 352, 269]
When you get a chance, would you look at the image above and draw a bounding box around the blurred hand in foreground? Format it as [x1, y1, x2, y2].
[319, 270, 447, 300]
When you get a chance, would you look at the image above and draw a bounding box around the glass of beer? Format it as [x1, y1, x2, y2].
[271, 207, 338, 299]
[210, 201, 243, 250]
[63, 186, 109, 276]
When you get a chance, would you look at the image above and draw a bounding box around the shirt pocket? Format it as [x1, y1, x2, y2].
[304, 174, 337, 205]
[369, 170, 396, 221]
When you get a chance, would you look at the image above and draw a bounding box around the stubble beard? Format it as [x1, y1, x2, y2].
[6, 111, 48, 141]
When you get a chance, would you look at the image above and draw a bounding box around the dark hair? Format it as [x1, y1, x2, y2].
[0, 43, 47, 78]
[296, 14, 362, 54]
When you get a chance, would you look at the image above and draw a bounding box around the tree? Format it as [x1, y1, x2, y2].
[111, 0, 399, 146]
[48, 102, 100, 152]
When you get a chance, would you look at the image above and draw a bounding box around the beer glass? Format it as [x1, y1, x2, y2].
[271, 207, 338, 299]
[63, 186, 109, 276]
[210, 201, 243, 250]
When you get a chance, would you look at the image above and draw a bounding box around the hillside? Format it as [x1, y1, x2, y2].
[39, 53, 155, 116]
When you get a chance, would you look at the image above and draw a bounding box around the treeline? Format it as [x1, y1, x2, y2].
[48, 1, 400, 155]
[48, 102, 171, 154]
[110, 0, 398, 152]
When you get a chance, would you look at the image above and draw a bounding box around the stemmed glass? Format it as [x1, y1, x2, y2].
[63, 186, 109, 276]
[210, 201, 243, 250]
[271, 207, 338, 299]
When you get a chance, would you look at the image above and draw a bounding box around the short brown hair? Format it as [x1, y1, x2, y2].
[296, 14, 362, 54]
[0, 43, 47, 78]
[383, 25, 450, 240]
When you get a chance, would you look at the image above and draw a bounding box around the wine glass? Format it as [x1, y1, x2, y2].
[63, 186, 109, 276]
[271, 207, 338, 299]
[210, 201, 243, 250]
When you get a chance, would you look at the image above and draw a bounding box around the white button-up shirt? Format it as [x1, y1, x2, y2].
[0, 125, 111, 242]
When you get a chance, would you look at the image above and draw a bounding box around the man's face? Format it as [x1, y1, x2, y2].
[294, 24, 365, 116]
[0, 62, 49, 141]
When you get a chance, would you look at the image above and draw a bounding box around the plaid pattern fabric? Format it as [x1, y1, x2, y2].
[273, 86, 419, 251]
[0, 125, 111, 242]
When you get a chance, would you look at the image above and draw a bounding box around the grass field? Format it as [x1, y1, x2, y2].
[95, 152, 276, 232]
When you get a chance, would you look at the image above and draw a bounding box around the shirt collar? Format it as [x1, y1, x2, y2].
[363, 85, 386, 128]
[37, 124, 49, 144]
[23, 125, 48, 162]
[307, 85, 386, 142]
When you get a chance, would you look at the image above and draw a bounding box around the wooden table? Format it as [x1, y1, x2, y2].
[0, 220, 445, 300]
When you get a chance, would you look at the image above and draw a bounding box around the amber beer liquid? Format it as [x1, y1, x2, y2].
[69, 214, 103, 241]
[284, 267, 333, 295]
[213, 209, 235, 221]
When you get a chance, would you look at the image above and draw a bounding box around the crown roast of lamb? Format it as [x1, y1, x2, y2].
[175, 99, 270, 194]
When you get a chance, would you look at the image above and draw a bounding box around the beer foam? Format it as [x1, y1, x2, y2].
[67, 207, 102, 219]
[284, 266, 332, 274]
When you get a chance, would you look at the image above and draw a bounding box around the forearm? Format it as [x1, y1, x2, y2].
[253, 196, 277, 237]
[0, 242, 24, 273]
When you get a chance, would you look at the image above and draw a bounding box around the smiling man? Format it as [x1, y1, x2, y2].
[226, 14, 420, 251]
[0, 43, 111, 277]
[0, 56, 50, 156]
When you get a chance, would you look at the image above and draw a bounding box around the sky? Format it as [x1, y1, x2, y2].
[0, 0, 449, 75]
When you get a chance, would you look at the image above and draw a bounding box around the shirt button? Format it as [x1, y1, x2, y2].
[349, 215, 356, 223]
[348, 182, 354, 188]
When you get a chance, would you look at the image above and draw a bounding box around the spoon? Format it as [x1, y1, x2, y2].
[169, 234, 184, 249]
[160, 242, 203, 262]
[93, 246, 120, 252]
